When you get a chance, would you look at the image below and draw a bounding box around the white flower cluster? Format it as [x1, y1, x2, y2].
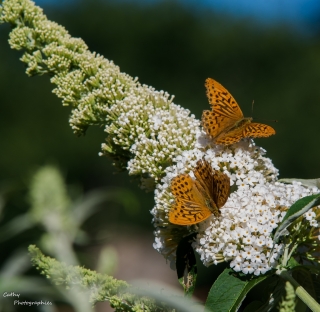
[196, 180, 318, 275]
[106, 85, 200, 184]
[152, 135, 320, 275]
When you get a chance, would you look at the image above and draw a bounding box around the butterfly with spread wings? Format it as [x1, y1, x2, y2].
[202, 78, 275, 145]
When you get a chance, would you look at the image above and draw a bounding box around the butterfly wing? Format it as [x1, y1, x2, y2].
[243, 123, 276, 138]
[193, 159, 215, 195]
[201, 110, 233, 138]
[214, 126, 246, 145]
[203, 78, 244, 138]
[194, 159, 230, 211]
[211, 171, 230, 208]
[205, 78, 244, 119]
[215, 122, 275, 145]
[169, 174, 212, 225]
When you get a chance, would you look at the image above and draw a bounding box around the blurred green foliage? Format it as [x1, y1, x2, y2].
[1, 0, 320, 303]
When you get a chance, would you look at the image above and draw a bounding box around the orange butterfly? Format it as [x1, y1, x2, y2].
[169, 159, 230, 225]
[202, 78, 275, 145]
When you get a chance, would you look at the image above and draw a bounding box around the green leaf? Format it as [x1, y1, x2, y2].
[0, 213, 35, 243]
[205, 268, 267, 312]
[242, 301, 264, 312]
[295, 265, 320, 275]
[176, 233, 197, 297]
[278, 178, 320, 189]
[288, 263, 320, 276]
[288, 257, 300, 269]
[243, 275, 281, 312]
[263, 276, 286, 311]
[273, 193, 320, 243]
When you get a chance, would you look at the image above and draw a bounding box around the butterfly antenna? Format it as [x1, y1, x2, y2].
[251, 100, 254, 116]
[254, 117, 279, 123]
[251, 100, 278, 122]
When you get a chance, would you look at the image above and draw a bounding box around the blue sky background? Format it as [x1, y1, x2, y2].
[35, 0, 320, 34]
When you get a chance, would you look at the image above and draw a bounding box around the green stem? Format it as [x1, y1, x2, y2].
[279, 270, 320, 312]
[286, 243, 298, 263]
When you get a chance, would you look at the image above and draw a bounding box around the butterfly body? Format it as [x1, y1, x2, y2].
[169, 159, 230, 225]
[202, 78, 275, 145]
[232, 117, 252, 129]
